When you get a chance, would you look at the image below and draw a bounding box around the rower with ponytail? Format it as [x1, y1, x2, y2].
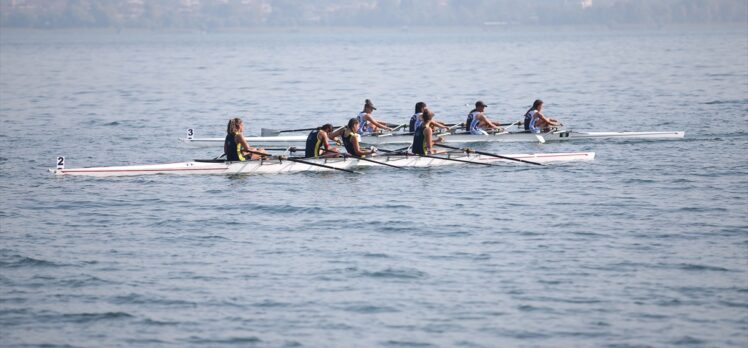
[224, 117, 270, 161]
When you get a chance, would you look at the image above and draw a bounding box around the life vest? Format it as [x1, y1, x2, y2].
[525, 110, 540, 133]
[466, 111, 483, 135]
[342, 129, 359, 156]
[224, 134, 245, 161]
[305, 130, 323, 158]
[412, 124, 428, 155]
[524, 109, 535, 131]
[409, 112, 422, 132]
[356, 112, 371, 134]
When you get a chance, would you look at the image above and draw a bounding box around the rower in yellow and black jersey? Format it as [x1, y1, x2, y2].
[304, 124, 344, 158]
[224, 117, 270, 161]
[411, 108, 445, 155]
[341, 118, 377, 157]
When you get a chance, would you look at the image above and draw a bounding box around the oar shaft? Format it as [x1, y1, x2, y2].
[262, 147, 301, 151]
[344, 154, 404, 169]
[285, 157, 359, 174]
[316, 148, 404, 169]
[435, 144, 544, 166]
[377, 148, 493, 166]
[448, 121, 521, 128]
[279, 126, 341, 133]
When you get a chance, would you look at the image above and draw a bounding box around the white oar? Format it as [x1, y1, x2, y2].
[261, 126, 341, 137]
[496, 119, 544, 143]
[447, 123, 463, 132]
[495, 120, 520, 133]
[389, 123, 407, 132]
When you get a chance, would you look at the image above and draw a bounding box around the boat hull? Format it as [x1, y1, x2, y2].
[180, 130, 684, 147]
[51, 152, 595, 177]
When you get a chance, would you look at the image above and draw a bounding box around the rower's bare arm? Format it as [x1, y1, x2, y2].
[329, 127, 345, 139]
[320, 133, 330, 150]
[480, 115, 499, 129]
[239, 135, 270, 157]
[320, 133, 339, 153]
[425, 129, 434, 153]
[328, 127, 345, 145]
[430, 120, 448, 130]
[237, 135, 252, 154]
[351, 137, 363, 156]
[366, 115, 391, 131]
[538, 112, 559, 125]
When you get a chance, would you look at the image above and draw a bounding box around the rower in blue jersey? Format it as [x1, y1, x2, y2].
[356, 99, 393, 134]
[224, 117, 270, 161]
[409, 101, 449, 132]
[465, 100, 503, 135]
[305, 124, 344, 158]
[342, 118, 377, 157]
[411, 108, 445, 155]
[523, 99, 560, 133]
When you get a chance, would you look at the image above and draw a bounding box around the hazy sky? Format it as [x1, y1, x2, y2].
[1, 0, 746, 28]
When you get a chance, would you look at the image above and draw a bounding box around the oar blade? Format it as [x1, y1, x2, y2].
[261, 128, 281, 137]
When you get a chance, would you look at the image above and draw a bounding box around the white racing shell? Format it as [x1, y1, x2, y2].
[51, 152, 596, 177]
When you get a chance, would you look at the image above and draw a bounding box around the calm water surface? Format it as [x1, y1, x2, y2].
[1, 27, 747, 348]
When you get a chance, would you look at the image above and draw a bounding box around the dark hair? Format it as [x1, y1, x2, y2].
[415, 101, 426, 113]
[347, 117, 359, 130]
[319, 123, 333, 132]
[527, 99, 543, 114]
[227, 117, 242, 135]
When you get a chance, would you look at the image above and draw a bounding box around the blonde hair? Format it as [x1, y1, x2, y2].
[422, 108, 434, 123]
[227, 117, 243, 135]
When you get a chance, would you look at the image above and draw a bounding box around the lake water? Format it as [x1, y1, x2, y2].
[1, 26, 747, 348]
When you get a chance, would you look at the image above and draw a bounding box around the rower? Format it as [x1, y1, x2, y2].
[305, 123, 344, 158]
[342, 118, 377, 157]
[524, 99, 560, 133]
[356, 99, 392, 134]
[412, 108, 445, 155]
[465, 100, 503, 135]
[224, 117, 270, 161]
[409, 101, 448, 132]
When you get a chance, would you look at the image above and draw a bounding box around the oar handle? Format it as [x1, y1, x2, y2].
[246, 149, 273, 158]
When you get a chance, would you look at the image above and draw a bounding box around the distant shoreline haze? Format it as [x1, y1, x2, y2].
[1, 0, 746, 29]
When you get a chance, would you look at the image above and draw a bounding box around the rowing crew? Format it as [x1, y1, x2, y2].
[304, 111, 454, 158]
[406, 99, 560, 135]
[224, 115, 438, 162]
[341, 98, 560, 136]
[224, 98, 561, 161]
